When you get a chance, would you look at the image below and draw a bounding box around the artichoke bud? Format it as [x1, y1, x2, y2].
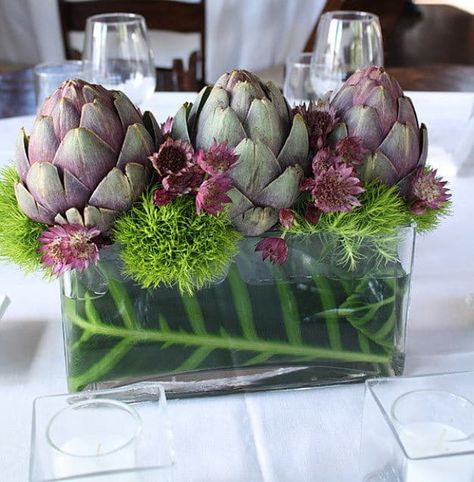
[14, 79, 158, 234]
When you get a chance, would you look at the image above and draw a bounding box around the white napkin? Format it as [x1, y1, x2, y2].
[0, 295, 10, 321]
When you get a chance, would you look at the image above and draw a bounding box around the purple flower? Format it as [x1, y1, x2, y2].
[196, 141, 239, 176]
[411, 168, 450, 213]
[311, 164, 364, 212]
[39, 224, 100, 275]
[160, 117, 174, 137]
[279, 208, 295, 229]
[195, 175, 233, 215]
[163, 168, 204, 196]
[305, 204, 320, 225]
[255, 237, 288, 265]
[299, 177, 316, 192]
[334, 136, 368, 167]
[312, 147, 337, 175]
[149, 138, 194, 178]
[293, 101, 338, 152]
[154, 189, 174, 206]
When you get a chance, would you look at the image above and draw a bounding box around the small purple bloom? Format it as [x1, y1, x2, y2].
[255, 237, 288, 265]
[154, 189, 174, 206]
[196, 141, 239, 176]
[312, 147, 337, 175]
[160, 117, 174, 137]
[39, 224, 100, 275]
[279, 208, 295, 229]
[299, 177, 316, 192]
[305, 204, 320, 225]
[411, 168, 450, 212]
[311, 164, 364, 212]
[293, 101, 338, 151]
[195, 175, 233, 216]
[334, 136, 368, 167]
[149, 138, 194, 178]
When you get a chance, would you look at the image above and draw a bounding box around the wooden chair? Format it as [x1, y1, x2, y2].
[57, 0, 206, 91]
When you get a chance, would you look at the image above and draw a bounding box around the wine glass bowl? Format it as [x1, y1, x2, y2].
[83, 13, 156, 106]
[311, 11, 384, 97]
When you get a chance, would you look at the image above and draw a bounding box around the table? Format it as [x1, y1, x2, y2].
[1, 91, 473, 481]
[0, 0, 325, 83]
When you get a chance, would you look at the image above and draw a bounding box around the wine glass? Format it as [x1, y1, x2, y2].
[283, 53, 319, 107]
[310, 11, 384, 97]
[82, 13, 155, 106]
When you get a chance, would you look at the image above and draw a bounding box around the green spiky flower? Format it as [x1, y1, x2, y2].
[113, 189, 242, 294]
[0, 165, 45, 272]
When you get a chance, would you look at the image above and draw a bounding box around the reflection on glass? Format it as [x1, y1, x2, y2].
[311, 11, 383, 96]
[83, 13, 155, 106]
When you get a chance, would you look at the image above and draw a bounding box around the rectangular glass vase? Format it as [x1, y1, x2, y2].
[60, 226, 415, 397]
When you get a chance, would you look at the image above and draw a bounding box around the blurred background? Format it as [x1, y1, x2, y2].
[1, 0, 473, 117]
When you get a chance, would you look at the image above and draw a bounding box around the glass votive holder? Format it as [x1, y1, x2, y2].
[0, 294, 9, 320]
[30, 383, 174, 481]
[360, 372, 474, 482]
[33, 61, 85, 107]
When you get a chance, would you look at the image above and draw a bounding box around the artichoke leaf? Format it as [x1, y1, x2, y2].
[196, 106, 246, 150]
[418, 124, 428, 167]
[116, 124, 154, 170]
[83, 206, 117, 233]
[28, 116, 59, 164]
[230, 81, 265, 123]
[80, 99, 124, 152]
[378, 121, 420, 178]
[263, 81, 290, 131]
[89, 167, 133, 212]
[277, 113, 309, 170]
[188, 86, 212, 136]
[230, 139, 281, 199]
[15, 182, 54, 224]
[327, 122, 349, 146]
[254, 165, 303, 209]
[26, 162, 68, 214]
[113, 91, 143, 130]
[143, 110, 163, 149]
[15, 128, 30, 183]
[343, 105, 384, 152]
[196, 87, 230, 137]
[171, 103, 192, 143]
[363, 86, 398, 137]
[243, 98, 283, 155]
[397, 96, 419, 129]
[52, 98, 81, 143]
[232, 206, 278, 236]
[362, 151, 399, 185]
[53, 128, 117, 191]
[125, 162, 148, 201]
[63, 207, 84, 226]
[63, 169, 91, 208]
[227, 187, 254, 218]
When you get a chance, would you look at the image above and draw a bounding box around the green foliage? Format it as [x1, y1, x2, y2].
[0, 165, 45, 272]
[287, 178, 451, 269]
[112, 190, 242, 294]
[409, 201, 452, 233]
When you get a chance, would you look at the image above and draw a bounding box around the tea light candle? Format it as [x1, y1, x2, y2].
[47, 399, 142, 480]
[392, 390, 474, 482]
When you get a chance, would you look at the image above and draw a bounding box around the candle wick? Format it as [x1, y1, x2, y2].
[96, 443, 102, 456]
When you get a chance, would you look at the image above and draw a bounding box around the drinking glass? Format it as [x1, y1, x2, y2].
[33, 61, 84, 107]
[311, 11, 384, 97]
[83, 13, 155, 106]
[283, 53, 319, 107]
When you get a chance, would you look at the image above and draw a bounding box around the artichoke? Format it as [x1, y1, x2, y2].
[330, 66, 427, 193]
[172, 69, 309, 236]
[14, 79, 161, 233]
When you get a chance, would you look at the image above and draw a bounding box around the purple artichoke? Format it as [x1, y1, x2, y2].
[330, 66, 427, 193]
[14, 79, 161, 233]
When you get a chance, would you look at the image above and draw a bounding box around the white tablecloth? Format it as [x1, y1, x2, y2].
[1, 91, 474, 481]
[0, 0, 325, 82]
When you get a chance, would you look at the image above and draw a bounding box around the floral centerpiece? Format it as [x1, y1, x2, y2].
[0, 67, 450, 396]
